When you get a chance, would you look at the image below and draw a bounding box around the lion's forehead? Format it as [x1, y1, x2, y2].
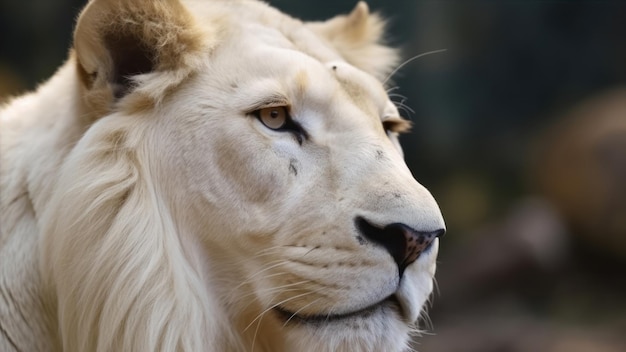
[188, 0, 391, 122]
[189, 0, 338, 60]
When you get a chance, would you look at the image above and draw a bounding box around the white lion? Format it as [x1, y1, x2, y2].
[0, 0, 445, 351]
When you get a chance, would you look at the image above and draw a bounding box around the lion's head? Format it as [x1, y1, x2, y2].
[41, 0, 445, 351]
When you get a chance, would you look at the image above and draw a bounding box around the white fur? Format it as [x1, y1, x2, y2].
[0, 1, 444, 351]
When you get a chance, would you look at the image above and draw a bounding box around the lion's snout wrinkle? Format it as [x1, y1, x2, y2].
[355, 217, 445, 277]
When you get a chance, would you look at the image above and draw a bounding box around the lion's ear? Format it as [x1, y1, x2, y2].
[73, 0, 207, 114]
[307, 1, 399, 81]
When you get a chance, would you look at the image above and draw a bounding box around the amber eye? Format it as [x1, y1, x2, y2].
[251, 105, 307, 144]
[257, 106, 288, 130]
[382, 117, 412, 134]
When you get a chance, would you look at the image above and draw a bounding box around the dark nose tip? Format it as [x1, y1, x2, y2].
[356, 217, 445, 277]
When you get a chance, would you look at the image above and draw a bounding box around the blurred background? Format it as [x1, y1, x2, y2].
[2, 0, 626, 351]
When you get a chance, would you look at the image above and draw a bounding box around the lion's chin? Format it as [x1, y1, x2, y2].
[273, 295, 403, 326]
[273, 299, 412, 352]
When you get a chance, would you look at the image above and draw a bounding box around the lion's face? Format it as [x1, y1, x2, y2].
[150, 4, 445, 350]
[58, 0, 445, 350]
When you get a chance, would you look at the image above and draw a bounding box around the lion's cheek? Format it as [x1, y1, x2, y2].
[214, 139, 289, 204]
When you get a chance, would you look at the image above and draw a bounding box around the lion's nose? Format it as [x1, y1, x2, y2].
[356, 217, 445, 277]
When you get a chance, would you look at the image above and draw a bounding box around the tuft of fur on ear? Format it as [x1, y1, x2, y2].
[73, 0, 210, 117]
[307, 1, 399, 82]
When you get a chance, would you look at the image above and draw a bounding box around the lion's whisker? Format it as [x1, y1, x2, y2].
[243, 290, 318, 332]
[250, 311, 264, 352]
[386, 86, 401, 94]
[234, 278, 317, 315]
[383, 49, 448, 85]
[228, 260, 290, 294]
[231, 271, 291, 295]
[229, 246, 285, 267]
[282, 297, 324, 327]
[419, 305, 434, 332]
[387, 92, 407, 100]
[432, 275, 441, 297]
[391, 100, 415, 116]
[243, 284, 328, 333]
[235, 279, 313, 302]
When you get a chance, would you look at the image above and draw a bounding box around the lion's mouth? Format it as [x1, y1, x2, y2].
[274, 295, 401, 325]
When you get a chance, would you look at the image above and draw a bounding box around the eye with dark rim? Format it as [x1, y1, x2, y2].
[382, 117, 412, 134]
[252, 106, 306, 144]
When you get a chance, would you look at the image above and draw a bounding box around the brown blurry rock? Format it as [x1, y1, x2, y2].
[435, 198, 568, 308]
[549, 330, 626, 352]
[416, 318, 626, 352]
[533, 88, 626, 258]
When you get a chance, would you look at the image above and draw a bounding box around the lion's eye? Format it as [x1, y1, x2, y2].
[257, 106, 288, 130]
[252, 106, 307, 144]
[382, 117, 412, 134]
